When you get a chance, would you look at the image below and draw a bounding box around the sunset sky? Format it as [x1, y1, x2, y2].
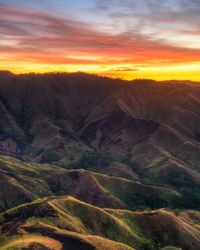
[0, 0, 200, 80]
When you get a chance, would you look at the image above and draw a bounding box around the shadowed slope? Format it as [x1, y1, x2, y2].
[0, 73, 200, 180]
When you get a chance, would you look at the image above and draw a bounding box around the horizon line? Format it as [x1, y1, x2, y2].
[0, 70, 200, 83]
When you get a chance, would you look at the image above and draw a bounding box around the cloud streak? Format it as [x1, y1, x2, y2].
[91, 0, 200, 49]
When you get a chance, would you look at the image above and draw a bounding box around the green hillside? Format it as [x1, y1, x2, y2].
[1, 196, 200, 250]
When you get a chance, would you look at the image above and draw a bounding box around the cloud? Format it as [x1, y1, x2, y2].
[0, 2, 200, 69]
[91, 0, 200, 49]
[112, 67, 139, 72]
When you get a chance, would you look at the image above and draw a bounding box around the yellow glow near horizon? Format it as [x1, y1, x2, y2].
[1, 62, 200, 81]
[121, 69, 200, 81]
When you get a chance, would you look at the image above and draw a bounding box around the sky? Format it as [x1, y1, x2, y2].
[0, 0, 200, 80]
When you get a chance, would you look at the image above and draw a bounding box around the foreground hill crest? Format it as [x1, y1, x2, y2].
[1, 195, 200, 250]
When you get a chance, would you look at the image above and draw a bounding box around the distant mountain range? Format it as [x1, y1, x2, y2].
[0, 71, 200, 249]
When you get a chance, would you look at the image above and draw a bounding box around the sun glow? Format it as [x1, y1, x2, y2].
[1, 62, 200, 81]
[112, 64, 200, 81]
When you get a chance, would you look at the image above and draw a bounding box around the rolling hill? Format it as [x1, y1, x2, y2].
[1, 196, 200, 250]
[0, 71, 200, 249]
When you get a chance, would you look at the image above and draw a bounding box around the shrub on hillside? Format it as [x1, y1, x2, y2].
[42, 149, 61, 163]
[70, 150, 112, 170]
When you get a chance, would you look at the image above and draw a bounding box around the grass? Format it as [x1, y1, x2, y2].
[0, 234, 62, 250]
[105, 209, 144, 238]
[0, 154, 199, 215]
[51, 197, 141, 248]
[1, 198, 44, 215]
[0, 234, 21, 248]
[0, 158, 38, 177]
[93, 173, 178, 210]
[1, 196, 200, 249]
[27, 216, 56, 227]
[146, 156, 169, 175]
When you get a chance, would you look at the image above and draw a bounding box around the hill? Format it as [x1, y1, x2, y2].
[1, 196, 200, 250]
[0, 155, 181, 212]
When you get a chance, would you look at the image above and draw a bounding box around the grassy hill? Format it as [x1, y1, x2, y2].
[0, 155, 181, 212]
[0, 196, 200, 250]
